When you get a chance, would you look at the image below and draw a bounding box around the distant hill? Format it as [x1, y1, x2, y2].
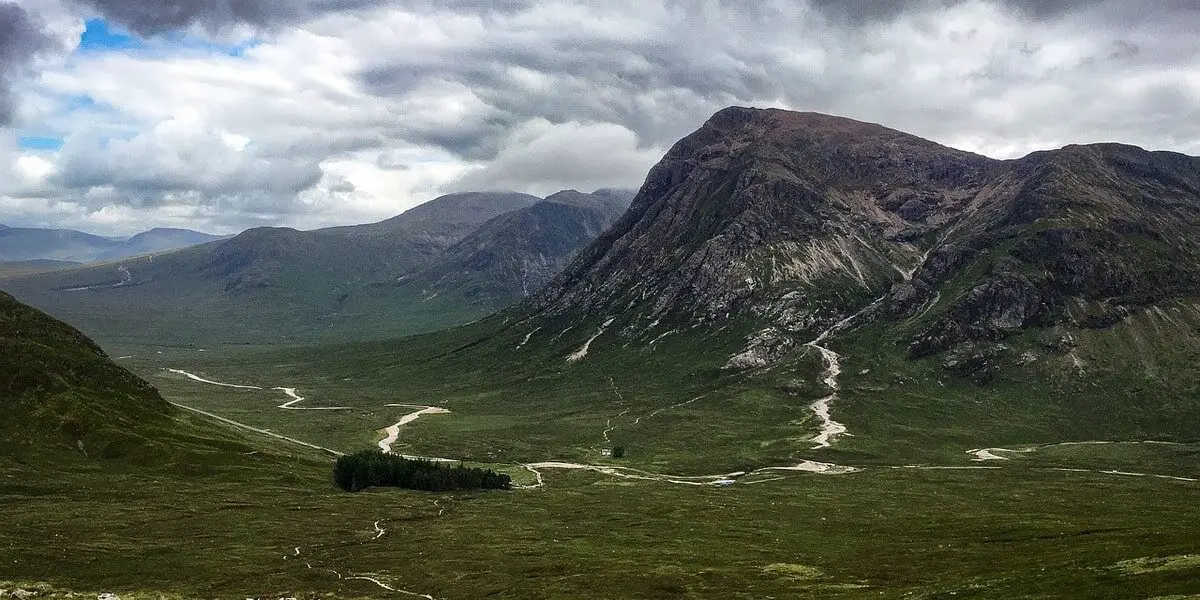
[0, 224, 227, 263]
[0, 259, 79, 279]
[0, 190, 635, 345]
[392, 189, 634, 312]
[120, 228, 231, 258]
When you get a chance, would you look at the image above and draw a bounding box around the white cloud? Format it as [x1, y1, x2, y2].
[1, 0, 1198, 235]
[454, 119, 661, 196]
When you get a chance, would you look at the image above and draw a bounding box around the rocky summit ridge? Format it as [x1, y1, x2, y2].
[529, 106, 1200, 374]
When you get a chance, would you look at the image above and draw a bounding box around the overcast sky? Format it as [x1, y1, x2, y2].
[1, 0, 1197, 235]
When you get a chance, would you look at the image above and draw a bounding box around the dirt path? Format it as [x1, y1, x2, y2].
[167, 401, 344, 456]
[168, 369, 262, 390]
[64, 265, 132, 292]
[377, 406, 451, 454]
[167, 369, 352, 411]
[273, 386, 350, 411]
[345, 576, 437, 599]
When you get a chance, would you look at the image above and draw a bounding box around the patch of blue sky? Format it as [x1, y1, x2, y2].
[33, 95, 140, 149]
[77, 19, 145, 52]
[17, 136, 65, 151]
[76, 18, 260, 58]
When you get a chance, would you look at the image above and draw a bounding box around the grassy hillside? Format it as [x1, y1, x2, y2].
[0, 290, 329, 473]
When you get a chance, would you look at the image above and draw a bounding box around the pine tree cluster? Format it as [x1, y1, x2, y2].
[333, 450, 512, 492]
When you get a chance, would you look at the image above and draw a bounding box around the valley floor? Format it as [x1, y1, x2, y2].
[4, 454, 1199, 600]
[2, 342, 1197, 599]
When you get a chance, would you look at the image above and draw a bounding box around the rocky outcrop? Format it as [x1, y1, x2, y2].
[909, 270, 1057, 358]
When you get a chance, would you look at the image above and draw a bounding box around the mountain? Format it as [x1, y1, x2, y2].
[532, 108, 991, 330]
[0, 191, 601, 345]
[394, 189, 634, 310]
[120, 228, 231, 257]
[530, 108, 1200, 375]
[0, 224, 226, 263]
[343, 106, 1198, 467]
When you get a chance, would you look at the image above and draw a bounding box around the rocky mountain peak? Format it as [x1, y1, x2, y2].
[528, 106, 1200, 375]
[531, 107, 988, 330]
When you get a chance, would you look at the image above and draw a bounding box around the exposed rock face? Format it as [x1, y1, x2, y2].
[527, 107, 1200, 369]
[533, 107, 990, 335]
[908, 270, 1055, 358]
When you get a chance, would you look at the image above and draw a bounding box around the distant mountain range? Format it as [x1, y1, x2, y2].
[0, 224, 229, 263]
[2, 189, 634, 345]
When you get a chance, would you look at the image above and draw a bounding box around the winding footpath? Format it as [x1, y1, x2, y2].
[274, 386, 351, 410]
[378, 406, 452, 454]
[64, 265, 132, 292]
[285, 519, 440, 600]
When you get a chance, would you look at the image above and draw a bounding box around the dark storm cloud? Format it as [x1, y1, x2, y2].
[0, 2, 54, 125]
[70, 0, 384, 34]
[72, 0, 539, 35]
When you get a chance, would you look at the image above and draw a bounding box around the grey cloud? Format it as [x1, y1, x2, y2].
[70, 0, 379, 34]
[52, 131, 324, 209]
[452, 120, 661, 196]
[0, 3, 54, 125]
[72, 0, 536, 36]
[11, 0, 1200, 234]
[350, 0, 1200, 166]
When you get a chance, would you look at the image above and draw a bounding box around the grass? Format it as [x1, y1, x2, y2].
[1114, 555, 1200, 576]
[3, 455, 1200, 599]
[7, 267, 1200, 598]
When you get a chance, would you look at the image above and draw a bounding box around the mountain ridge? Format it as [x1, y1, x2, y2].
[526, 107, 1200, 380]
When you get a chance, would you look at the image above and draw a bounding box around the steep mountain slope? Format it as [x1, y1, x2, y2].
[0, 224, 225, 262]
[0, 191, 570, 345]
[0, 291, 256, 465]
[394, 189, 633, 311]
[531, 108, 1200, 374]
[894, 143, 1200, 364]
[533, 108, 992, 338]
